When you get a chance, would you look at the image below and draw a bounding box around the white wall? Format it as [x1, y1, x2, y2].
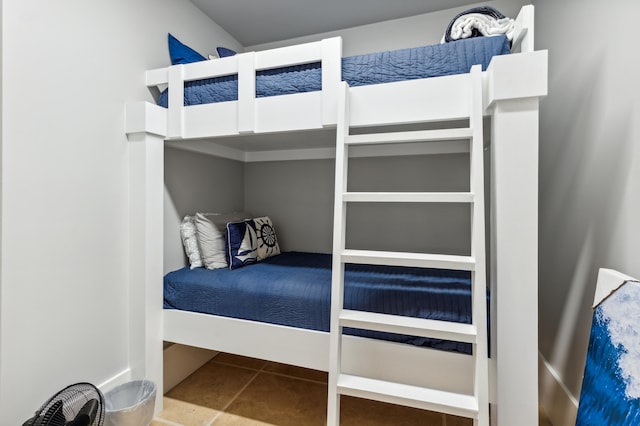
[247, 0, 528, 55]
[0, 1, 240, 424]
[534, 1, 640, 425]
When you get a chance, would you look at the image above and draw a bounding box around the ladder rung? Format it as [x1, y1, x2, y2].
[337, 374, 479, 419]
[343, 192, 474, 203]
[341, 249, 475, 271]
[345, 128, 473, 146]
[339, 310, 477, 343]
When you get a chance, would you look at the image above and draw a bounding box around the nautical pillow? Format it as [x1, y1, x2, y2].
[168, 33, 207, 65]
[216, 46, 237, 58]
[180, 215, 203, 269]
[227, 220, 258, 270]
[253, 216, 281, 261]
[194, 213, 228, 269]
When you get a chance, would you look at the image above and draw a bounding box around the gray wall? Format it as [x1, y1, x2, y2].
[165, 147, 245, 218]
[243, 154, 470, 254]
[164, 147, 244, 271]
[535, 0, 640, 424]
[247, 0, 528, 55]
[244, 159, 335, 253]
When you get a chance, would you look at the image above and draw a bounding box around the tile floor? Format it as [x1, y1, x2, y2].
[153, 352, 553, 426]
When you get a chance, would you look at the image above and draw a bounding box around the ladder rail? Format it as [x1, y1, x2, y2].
[469, 65, 490, 426]
[327, 81, 350, 426]
[327, 67, 489, 426]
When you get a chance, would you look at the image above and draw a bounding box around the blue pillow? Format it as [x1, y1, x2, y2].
[168, 33, 206, 65]
[226, 220, 258, 270]
[216, 46, 237, 58]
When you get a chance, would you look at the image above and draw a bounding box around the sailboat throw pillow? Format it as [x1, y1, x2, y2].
[227, 220, 258, 270]
[226, 216, 281, 269]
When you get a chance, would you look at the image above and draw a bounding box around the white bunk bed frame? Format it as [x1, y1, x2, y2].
[125, 5, 546, 425]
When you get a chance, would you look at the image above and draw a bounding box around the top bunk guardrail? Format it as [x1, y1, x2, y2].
[146, 37, 342, 138]
[129, 5, 542, 141]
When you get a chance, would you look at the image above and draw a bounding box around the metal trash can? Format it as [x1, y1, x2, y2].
[104, 379, 156, 426]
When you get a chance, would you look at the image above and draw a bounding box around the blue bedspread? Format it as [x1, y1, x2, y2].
[164, 251, 481, 354]
[158, 35, 510, 107]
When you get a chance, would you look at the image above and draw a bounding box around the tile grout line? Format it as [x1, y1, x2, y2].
[260, 370, 328, 385]
[206, 362, 267, 426]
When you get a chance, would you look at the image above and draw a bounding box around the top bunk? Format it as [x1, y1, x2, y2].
[125, 5, 547, 161]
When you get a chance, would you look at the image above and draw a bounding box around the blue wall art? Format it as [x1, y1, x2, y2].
[576, 275, 640, 425]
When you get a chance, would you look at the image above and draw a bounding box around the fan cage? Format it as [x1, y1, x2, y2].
[27, 382, 105, 426]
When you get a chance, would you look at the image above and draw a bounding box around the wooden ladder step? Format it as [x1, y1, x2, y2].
[339, 310, 477, 343]
[337, 374, 479, 419]
[341, 249, 475, 271]
[343, 192, 474, 203]
[345, 128, 473, 146]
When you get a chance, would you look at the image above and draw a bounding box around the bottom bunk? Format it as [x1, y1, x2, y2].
[162, 251, 487, 397]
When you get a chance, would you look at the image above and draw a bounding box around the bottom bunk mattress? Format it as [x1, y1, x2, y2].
[164, 251, 480, 354]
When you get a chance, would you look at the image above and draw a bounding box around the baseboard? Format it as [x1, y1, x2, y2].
[97, 368, 132, 393]
[538, 352, 579, 426]
[163, 343, 218, 392]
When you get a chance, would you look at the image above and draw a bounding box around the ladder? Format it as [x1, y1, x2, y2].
[327, 65, 489, 426]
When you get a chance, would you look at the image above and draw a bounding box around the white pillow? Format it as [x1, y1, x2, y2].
[194, 213, 228, 269]
[180, 216, 203, 269]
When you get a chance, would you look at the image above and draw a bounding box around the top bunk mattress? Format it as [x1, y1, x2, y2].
[164, 251, 481, 354]
[158, 35, 510, 107]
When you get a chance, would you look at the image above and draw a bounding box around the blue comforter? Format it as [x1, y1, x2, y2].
[164, 251, 483, 354]
[158, 35, 510, 107]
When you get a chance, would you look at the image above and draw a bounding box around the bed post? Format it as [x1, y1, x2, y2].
[125, 101, 167, 413]
[486, 50, 547, 425]
[490, 97, 539, 426]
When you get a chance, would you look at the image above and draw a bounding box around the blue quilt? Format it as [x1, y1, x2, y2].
[164, 251, 484, 354]
[158, 35, 510, 107]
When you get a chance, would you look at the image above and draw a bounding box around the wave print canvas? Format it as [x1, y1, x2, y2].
[576, 280, 640, 425]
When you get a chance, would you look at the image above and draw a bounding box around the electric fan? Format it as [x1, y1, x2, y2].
[22, 382, 105, 426]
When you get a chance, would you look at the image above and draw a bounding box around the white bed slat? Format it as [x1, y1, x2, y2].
[181, 102, 238, 139]
[182, 56, 239, 81]
[254, 92, 324, 133]
[255, 40, 322, 70]
[349, 74, 471, 127]
[146, 68, 168, 86]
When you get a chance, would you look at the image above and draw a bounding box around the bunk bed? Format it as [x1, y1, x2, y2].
[125, 5, 547, 426]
